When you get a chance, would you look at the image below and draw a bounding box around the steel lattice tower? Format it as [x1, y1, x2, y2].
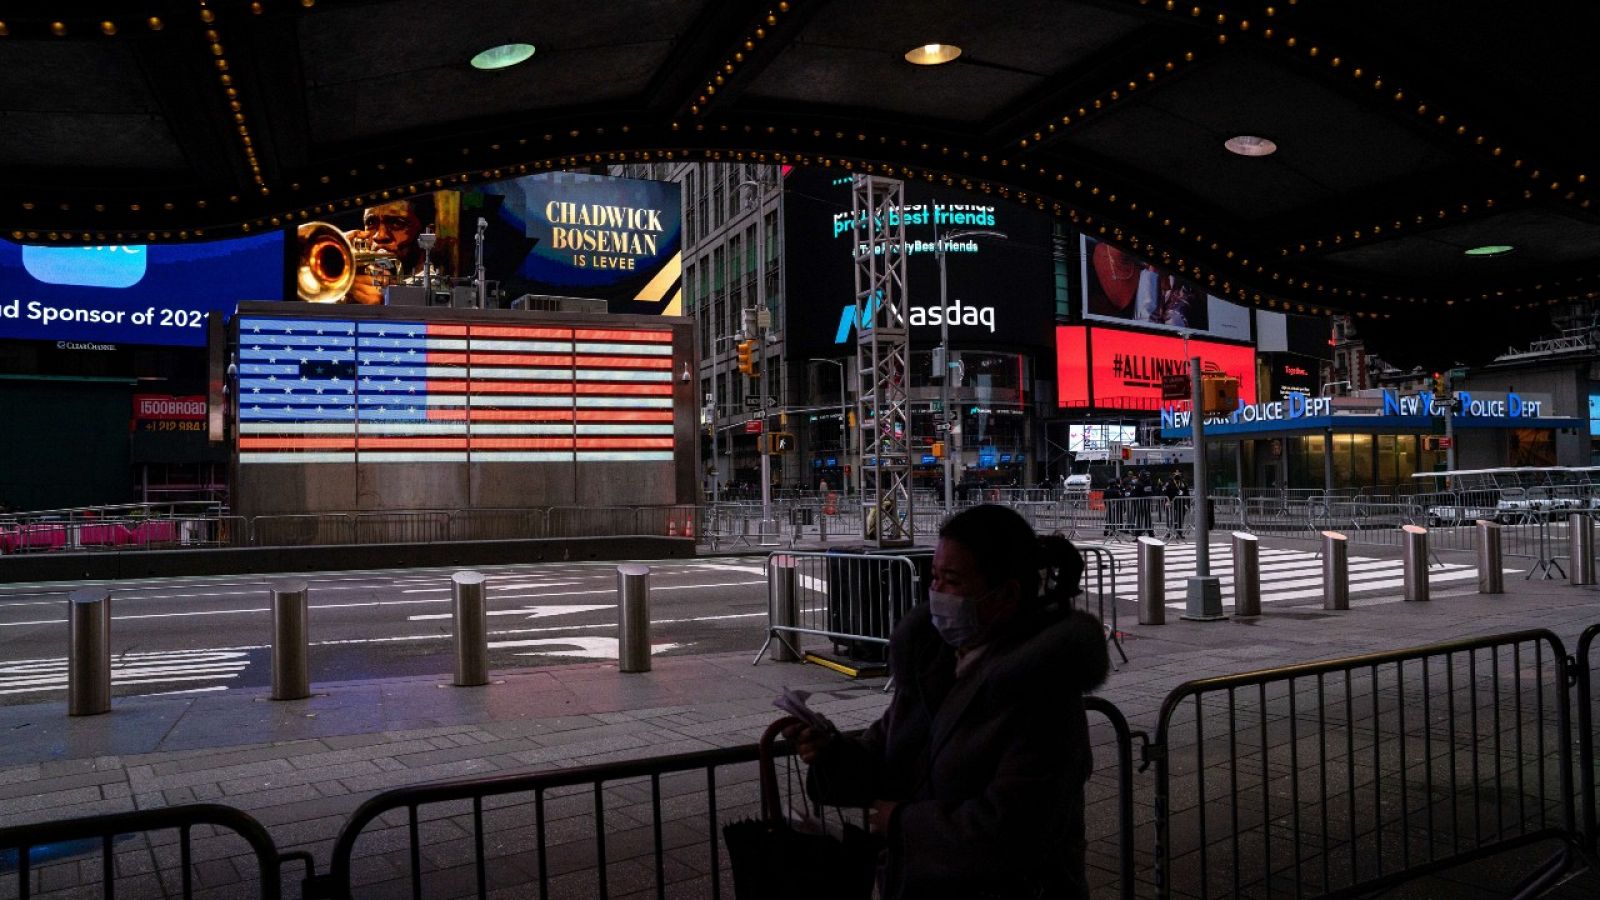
[851, 174, 913, 547]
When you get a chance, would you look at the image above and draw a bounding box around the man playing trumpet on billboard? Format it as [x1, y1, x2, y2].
[297, 195, 454, 304]
[345, 199, 424, 305]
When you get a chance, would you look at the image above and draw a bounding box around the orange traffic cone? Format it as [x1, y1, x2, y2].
[667, 519, 679, 537]
[684, 518, 695, 539]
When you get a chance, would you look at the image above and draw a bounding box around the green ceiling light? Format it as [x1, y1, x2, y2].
[1464, 244, 1514, 256]
[1224, 135, 1278, 157]
[471, 42, 535, 71]
[905, 43, 961, 65]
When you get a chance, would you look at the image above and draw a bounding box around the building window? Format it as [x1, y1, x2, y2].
[684, 171, 696, 248]
[1509, 429, 1556, 467]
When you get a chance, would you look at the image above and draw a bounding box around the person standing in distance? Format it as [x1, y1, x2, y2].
[787, 504, 1110, 899]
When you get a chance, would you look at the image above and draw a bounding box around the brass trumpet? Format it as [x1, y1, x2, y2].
[296, 221, 401, 303]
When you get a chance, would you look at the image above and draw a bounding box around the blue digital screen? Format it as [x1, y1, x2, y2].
[0, 233, 284, 347]
[920, 454, 936, 464]
[979, 453, 996, 466]
[1589, 394, 1600, 437]
[1000, 454, 1013, 463]
[825, 456, 838, 466]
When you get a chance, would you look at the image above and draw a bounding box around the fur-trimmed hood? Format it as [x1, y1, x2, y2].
[984, 604, 1111, 695]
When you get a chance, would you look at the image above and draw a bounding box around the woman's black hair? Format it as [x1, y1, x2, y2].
[939, 504, 1084, 607]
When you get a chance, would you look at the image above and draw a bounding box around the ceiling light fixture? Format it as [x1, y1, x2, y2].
[1464, 244, 1514, 256]
[905, 43, 961, 65]
[471, 42, 536, 71]
[1224, 134, 1278, 157]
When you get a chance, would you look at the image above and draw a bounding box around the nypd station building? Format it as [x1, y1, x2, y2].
[1159, 389, 1587, 491]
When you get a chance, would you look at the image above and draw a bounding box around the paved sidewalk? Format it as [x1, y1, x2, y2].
[1, 538, 1598, 898]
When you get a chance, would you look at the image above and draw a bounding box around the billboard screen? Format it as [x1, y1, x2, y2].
[1055, 325, 1256, 411]
[0, 233, 284, 347]
[781, 169, 1056, 357]
[1068, 423, 1135, 452]
[1270, 357, 1320, 400]
[290, 173, 682, 315]
[235, 314, 676, 465]
[1079, 235, 1250, 340]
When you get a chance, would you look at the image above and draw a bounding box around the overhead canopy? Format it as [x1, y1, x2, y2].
[1, 0, 1596, 360]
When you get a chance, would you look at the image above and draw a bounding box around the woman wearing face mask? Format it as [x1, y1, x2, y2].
[788, 504, 1110, 900]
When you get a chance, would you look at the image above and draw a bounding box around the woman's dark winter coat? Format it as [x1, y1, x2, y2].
[808, 602, 1112, 899]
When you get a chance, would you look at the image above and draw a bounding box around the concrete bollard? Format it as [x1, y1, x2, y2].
[452, 571, 489, 687]
[1569, 513, 1595, 586]
[270, 578, 311, 700]
[617, 564, 652, 673]
[1137, 536, 1166, 625]
[68, 588, 112, 717]
[1402, 525, 1430, 602]
[1232, 532, 1261, 617]
[769, 555, 800, 662]
[1322, 531, 1350, 611]
[1476, 520, 1504, 594]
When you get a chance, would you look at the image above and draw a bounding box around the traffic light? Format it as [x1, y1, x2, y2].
[1201, 375, 1240, 414]
[1432, 371, 1444, 394]
[736, 340, 756, 377]
[760, 432, 796, 454]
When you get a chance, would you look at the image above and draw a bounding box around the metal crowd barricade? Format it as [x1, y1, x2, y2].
[354, 511, 451, 545]
[1579, 623, 1600, 855]
[1149, 629, 1577, 900]
[308, 699, 1141, 900]
[251, 513, 356, 547]
[447, 508, 548, 541]
[1099, 497, 1163, 542]
[312, 738, 785, 900]
[0, 803, 299, 900]
[1083, 696, 1140, 900]
[631, 504, 699, 539]
[547, 505, 642, 538]
[1079, 546, 1129, 664]
[754, 550, 922, 665]
[1503, 511, 1566, 579]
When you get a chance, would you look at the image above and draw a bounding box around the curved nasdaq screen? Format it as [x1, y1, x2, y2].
[235, 315, 675, 464]
[0, 233, 284, 347]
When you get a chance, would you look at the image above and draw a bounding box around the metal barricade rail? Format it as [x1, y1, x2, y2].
[1080, 546, 1129, 664]
[1579, 623, 1600, 855]
[252, 512, 357, 547]
[0, 803, 298, 900]
[311, 736, 785, 900]
[1149, 628, 1578, 899]
[755, 550, 923, 666]
[309, 697, 1141, 900]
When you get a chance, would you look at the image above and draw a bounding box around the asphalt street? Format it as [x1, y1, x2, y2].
[0, 557, 779, 705]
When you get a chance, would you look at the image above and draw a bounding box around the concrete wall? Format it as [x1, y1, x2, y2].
[0, 536, 695, 583]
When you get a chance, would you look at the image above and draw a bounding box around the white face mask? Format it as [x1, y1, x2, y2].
[928, 588, 986, 648]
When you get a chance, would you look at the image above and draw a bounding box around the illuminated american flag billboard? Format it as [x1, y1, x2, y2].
[236, 315, 675, 464]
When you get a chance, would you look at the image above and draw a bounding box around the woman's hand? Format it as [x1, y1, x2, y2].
[781, 723, 834, 763]
[868, 799, 899, 834]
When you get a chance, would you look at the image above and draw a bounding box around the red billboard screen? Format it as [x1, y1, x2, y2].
[1055, 325, 1256, 411]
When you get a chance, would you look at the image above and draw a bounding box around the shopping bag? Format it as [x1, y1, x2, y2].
[722, 717, 877, 900]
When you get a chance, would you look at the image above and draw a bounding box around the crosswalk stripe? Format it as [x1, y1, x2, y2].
[1076, 542, 1486, 609]
[0, 649, 249, 697]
